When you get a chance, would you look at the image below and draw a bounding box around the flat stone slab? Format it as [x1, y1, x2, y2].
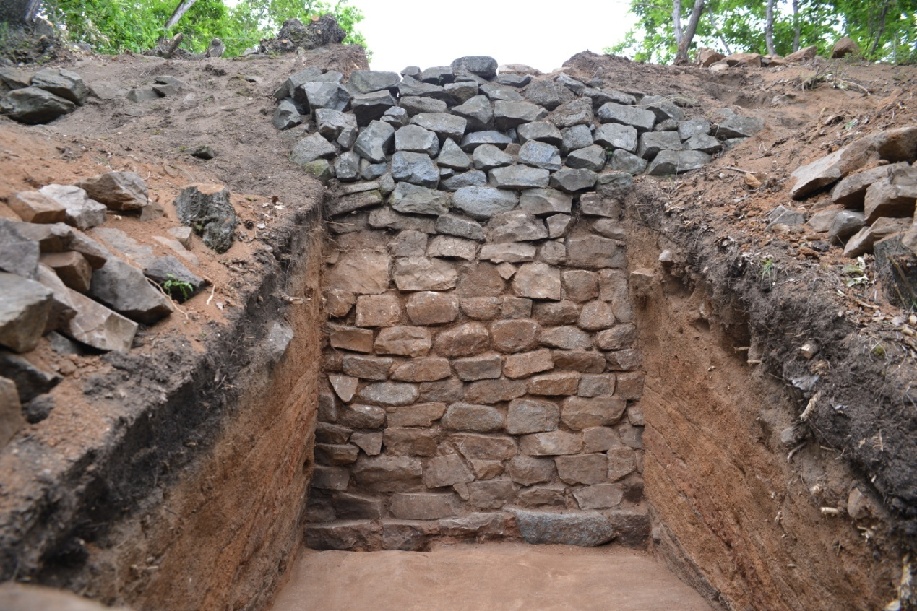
[512, 510, 615, 546]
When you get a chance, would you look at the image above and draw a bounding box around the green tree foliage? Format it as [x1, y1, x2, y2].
[40, 0, 366, 57]
[607, 0, 917, 64]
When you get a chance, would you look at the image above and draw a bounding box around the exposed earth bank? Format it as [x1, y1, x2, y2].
[0, 41, 914, 611]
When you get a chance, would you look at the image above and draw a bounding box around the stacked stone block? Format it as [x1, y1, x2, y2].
[276, 56, 759, 551]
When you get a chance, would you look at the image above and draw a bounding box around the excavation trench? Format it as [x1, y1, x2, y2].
[0, 51, 913, 611]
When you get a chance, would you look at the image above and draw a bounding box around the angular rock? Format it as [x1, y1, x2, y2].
[517, 121, 563, 146]
[597, 103, 655, 132]
[523, 80, 572, 110]
[349, 70, 401, 94]
[329, 325, 374, 353]
[493, 100, 548, 130]
[556, 453, 608, 485]
[40, 252, 92, 292]
[466, 479, 515, 509]
[473, 144, 514, 171]
[506, 456, 555, 486]
[553, 350, 606, 373]
[390, 493, 457, 520]
[405, 291, 459, 325]
[640, 95, 684, 122]
[434, 322, 490, 357]
[607, 149, 647, 175]
[578, 300, 616, 331]
[453, 354, 503, 381]
[594, 123, 638, 153]
[491, 319, 541, 353]
[487, 211, 548, 243]
[566, 235, 626, 269]
[451, 56, 498, 79]
[386, 402, 447, 427]
[76, 171, 149, 213]
[424, 453, 475, 488]
[528, 371, 581, 396]
[61, 287, 137, 352]
[374, 326, 432, 357]
[173, 185, 237, 253]
[479, 243, 536, 264]
[506, 398, 559, 435]
[358, 382, 419, 406]
[561, 125, 594, 154]
[452, 433, 517, 460]
[427, 235, 477, 260]
[0, 273, 52, 353]
[391, 153, 440, 188]
[452, 186, 519, 220]
[38, 185, 106, 230]
[442, 402, 504, 432]
[353, 455, 423, 492]
[315, 443, 360, 466]
[391, 357, 451, 382]
[8, 191, 67, 223]
[685, 133, 722, 154]
[540, 325, 592, 350]
[0, 221, 39, 279]
[299, 81, 351, 112]
[638, 131, 683, 160]
[647, 149, 711, 175]
[325, 251, 391, 295]
[574, 483, 624, 509]
[480, 82, 524, 102]
[519, 431, 583, 456]
[561, 396, 627, 430]
[550, 168, 597, 193]
[594, 324, 637, 350]
[578, 373, 616, 397]
[395, 124, 440, 156]
[0, 87, 74, 124]
[393, 257, 457, 290]
[89, 258, 173, 324]
[551, 97, 594, 128]
[452, 95, 494, 131]
[503, 348, 554, 379]
[383, 428, 437, 456]
[354, 294, 401, 327]
[489, 165, 551, 189]
[342, 355, 392, 381]
[518, 141, 562, 171]
[436, 138, 473, 170]
[863, 170, 917, 223]
[411, 113, 467, 142]
[567, 145, 607, 171]
[273, 99, 302, 130]
[444, 81, 479, 104]
[464, 378, 527, 403]
[512, 262, 561, 300]
[354, 121, 395, 163]
[460, 131, 514, 152]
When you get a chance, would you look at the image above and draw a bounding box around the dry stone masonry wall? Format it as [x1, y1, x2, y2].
[271, 56, 763, 551]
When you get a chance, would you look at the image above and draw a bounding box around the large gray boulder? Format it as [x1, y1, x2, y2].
[494, 100, 548, 130]
[452, 186, 519, 220]
[1, 87, 74, 124]
[647, 150, 711, 175]
[597, 103, 655, 132]
[451, 56, 498, 80]
[348, 70, 401, 94]
[30, 68, 89, 105]
[452, 95, 494, 131]
[38, 185, 106, 230]
[460, 131, 514, 153]
[518, 141, 562, 171]
[410, 113, 468, 142]
[299, 81, 351, 112]
[89, 258, 173, 324]
[350, 91, 396, 126]
[594, 123, 638, 153]
[489, 165, 551, 189]
[390, 183, 451, 216]
[436, 138, 472, 170]
[0, 220, 40, 279]
[395, 125, 440, 156]
[76, 171, 149, 212]
[550, 168, 597, 193]
[354, 121, 395, 163]
[517, 121, 563, 146]
[174, 185, 238, 253]
[292, 133, 337, 166]
[391, 151, 439, 188]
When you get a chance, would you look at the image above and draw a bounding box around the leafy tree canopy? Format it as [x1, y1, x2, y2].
[40, 0, 367, 57]
[607, 0, 917, 65]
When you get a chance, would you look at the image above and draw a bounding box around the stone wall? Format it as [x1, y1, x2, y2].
[274, 56, 762, 551]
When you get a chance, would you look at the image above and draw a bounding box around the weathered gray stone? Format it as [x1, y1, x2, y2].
[390, 493, 457, 520]
[456, 263, 506, 297]
[325, 251, 391, 295]
[333, 492, 383, 520]
[464, 378, 528, 403]
[517, 121, 563, 146]
[369, 207, 436, 233]
[350, 91, 396, 125]
[550, 168, 597, 193]
[374, 326, 432, 357]
[405, 291, 459, 325]
[316, 108, 357, 143]
[400, 96, 448, 116]
[393, 257, 457, 290]
[561, 396, 627, 430]
[486, 211, 548, 244]
[383, 428, 438, 456]
[451, 56, 498, 79]
[828, 210, 866, 241]
[472, 144, 514, 171]
[173, 185, 238, 253]
[512, 262, 561, 300]
[444, 81, 479, 104]
[506, 398, 559, 435]
[460, 131, 514, 152]
[0, 86, 74, 124]
[466, 479, 515, 509]
[442, 402, 504, 432]
[843, 218, 911, 257]
[315, 443, 360, 466]
[436, 138, 473, 170]
[607, 446, 638, 481]
[30, 68, 88, 105]
[528, 371, 581, 396]
[0, 274, 52, 353]
[427, 235, 477, 260]
[38, 185, 106, 230]
[523, 80, 572, 110]
[349, 70, 401, 94]
[434, 322, 490, 357]
[480, 82, 525, 101]
[395, 125, 440, 156]
[452, 186, 519, 220]
[452, 95, 494, 131]
[494, 100, 548, 130]
[76, 172, 148, 213]
[386, 402, 447, 427]
[517, 141, 562, 171]
[87, 258, 172, 324]
[358, 382, 419, 406]
[490, 165, 551, 189]
[566, 145, 607, 172]
[533, 301, 580, 326]
[566, 235, 626, 269]
[638, 131, 683, 160]
[337, 403, 386, 429]
[311, 466, 350, 491]
[647, 149, 711, 175]
[520, 431, 583, 456]
[715, 113, 765, 138]
[594, 324, 637, 350]
[342, 355, 392, 381]
[574, 483, 624, 509]
[389, 230, 428, 257]
[597, 103, 655, 132]
[502, 297, 534, 319]
[299, 81, 350, 112]
[583, 427, 621, 453]
[391, 179, 449, 211]
[578, 373, 616, 397]
[639, 95, 684, 122]
[399, 76, 451, 101]
[594, 123, 638, 153]
[351, 431, 384, 455]
[479, 243, 536, 264]
[863, 169, 917, 223]
[453, 354, 503, 381]
[539, 326, 591, 350]
[390, 357, 452, 382]
[418, 66, 454, 85]
[354, 121, 395, 163]
[7, 191, 66, 224]
[333, 152, 361, 182]
[560, 125, 594, 154]
[380, 106, 408, 127]
[451, 434, 517, 461]
[538, 240, 567, 266]
[354, 455, 423, 492]
[305, 522, 382, 551]
[578, 300, 617, 331]
[685, 134, 722, 154]
[434, 216, 484, 244]
[354, 294, 401, 327]
[410, 113, 467, 142]
[328, 325, 374, 353]
[605, 149, 646, 175]
[502, 349, 554, 379]
[553, 350, 606, 374]
[517, 188, 572, 217]
[550, 97, 594, 128]
[505, 456, 555, 486]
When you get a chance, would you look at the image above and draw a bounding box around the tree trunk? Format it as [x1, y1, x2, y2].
[674, 0, 705, 64]
[705, 3, 731, 54]
[867, 0, 893, 57]
[765, 0, 776, 55]
[165, 0, 199, 31]
[672, 0, 684, 46]
[792, 0, 800, 52]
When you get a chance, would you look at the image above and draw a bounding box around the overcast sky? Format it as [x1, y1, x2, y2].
[357, 0, 637, 74]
